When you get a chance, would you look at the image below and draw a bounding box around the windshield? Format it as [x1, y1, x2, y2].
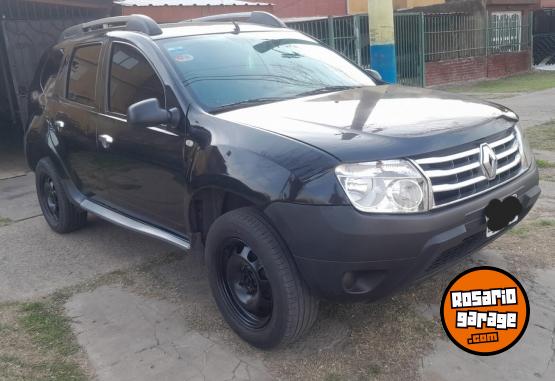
[158, 31, 375, 113]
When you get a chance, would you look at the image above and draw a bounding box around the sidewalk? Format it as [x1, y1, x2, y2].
[492, 87, 555, 129]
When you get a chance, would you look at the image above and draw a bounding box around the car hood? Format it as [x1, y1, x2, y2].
[215, 85, 518, 163]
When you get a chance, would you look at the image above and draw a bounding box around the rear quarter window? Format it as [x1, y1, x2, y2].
[67, 44, 101, 107]
[40, 48, 64, 91]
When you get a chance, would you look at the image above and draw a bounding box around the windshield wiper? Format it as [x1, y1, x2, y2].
[294, 85, 361, 98]
[211, 97, 289, 114]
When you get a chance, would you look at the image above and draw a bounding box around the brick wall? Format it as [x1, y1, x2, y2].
[487, 51, 531, 78]
[426, 56, 486, 86]
[425, 51, 531, 86]
[270, 0, 347, 18]
[122, 5, 274, 23]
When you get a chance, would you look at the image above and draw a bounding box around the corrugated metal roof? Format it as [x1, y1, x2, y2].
[116, 0, 271, 6]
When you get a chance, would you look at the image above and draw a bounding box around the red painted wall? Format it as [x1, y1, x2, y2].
[426, 51, 531, 86]
[270, 0, 347, 18]
[122, 5, 274, 23]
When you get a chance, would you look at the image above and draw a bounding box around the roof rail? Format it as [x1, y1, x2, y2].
[189, 11, 287, 28]
[59, 14, 162, 42]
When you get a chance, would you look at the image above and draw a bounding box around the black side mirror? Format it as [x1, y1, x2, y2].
[364, 68, 385, 84]
[127, 98, 180, 128]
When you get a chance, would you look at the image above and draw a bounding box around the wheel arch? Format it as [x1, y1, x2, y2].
[188, 186, 265, 242]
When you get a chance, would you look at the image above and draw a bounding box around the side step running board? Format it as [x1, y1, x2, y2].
[80, 199, 191, 250]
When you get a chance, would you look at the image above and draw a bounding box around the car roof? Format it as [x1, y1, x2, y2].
[155, 22, 290, 39]
[57, 22, 299, 50]
[58, 13, 296, 46]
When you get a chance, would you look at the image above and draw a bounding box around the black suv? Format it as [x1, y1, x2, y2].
[26, 13, 540, 349]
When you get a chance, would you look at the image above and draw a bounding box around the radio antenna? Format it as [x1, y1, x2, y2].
[232, 20, 240, 34]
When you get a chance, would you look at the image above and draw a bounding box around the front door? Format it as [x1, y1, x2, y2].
[94, 42, 188, 234]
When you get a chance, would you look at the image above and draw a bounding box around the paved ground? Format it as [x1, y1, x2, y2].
[66, 286, 272, 381]
[1, 88, 554, 380]
[486, 88, 555, 129]
[421, 256, 555, 381]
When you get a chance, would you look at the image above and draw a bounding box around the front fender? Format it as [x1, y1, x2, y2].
[187, 110, 347, 206]
[189, 144, 292, 205]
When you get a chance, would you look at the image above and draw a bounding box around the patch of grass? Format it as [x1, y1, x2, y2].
[0, 354, 26, 367]
[0, 300, 88, 381]
[0, 355, 86, 381]
[0, 322, 14, 333]
[533, 219, 555, 227]
[366, 364, 381, 378]
[536, 159, 555, 169]
[508, 226, 530, 237]
[507, 219, 554, 237]
[19, 302, 79, 357]
[31, 361, 87, 381]
[526, 122, 555, 151]
[324, 373, 344, 381]
[445, 71, 555, 94]
[0, 217, 12, 227]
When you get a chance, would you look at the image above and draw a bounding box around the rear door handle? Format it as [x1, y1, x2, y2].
[99, 134, 114, 149]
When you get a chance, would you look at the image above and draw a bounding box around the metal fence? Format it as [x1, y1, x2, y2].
[533, 10, 555, 66]
[395, 13, 425, 87]
[0, 0, 106, 20]
[287, 14, 425, 85]
[0, 0, 109, 127]
[424, 14, 485, 61]
[534, 33, 555, 66]
[424, 13, 532, 62]
[286, 15, 371, 68]
[288, 12, 534, 88]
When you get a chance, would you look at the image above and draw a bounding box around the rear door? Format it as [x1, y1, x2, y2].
[93, 41, 188, 233]
[49, 42, 104, 196]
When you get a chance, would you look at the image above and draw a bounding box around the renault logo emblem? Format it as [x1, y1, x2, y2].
[480, 143, 498, 180]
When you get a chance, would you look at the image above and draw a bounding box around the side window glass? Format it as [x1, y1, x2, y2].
[67, 44, 101, 107]
[109, 43, 165, 115]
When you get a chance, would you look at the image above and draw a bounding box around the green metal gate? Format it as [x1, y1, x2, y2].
[286, 15, 371, 68]
[394, 13, 425, 87]
[287, 13, 426, 87]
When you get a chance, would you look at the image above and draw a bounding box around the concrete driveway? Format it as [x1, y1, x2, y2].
[1, 88, 555, 380]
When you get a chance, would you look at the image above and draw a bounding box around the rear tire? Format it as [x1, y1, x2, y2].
[35, 158, 87, 234]
[206, 207, 319, 349]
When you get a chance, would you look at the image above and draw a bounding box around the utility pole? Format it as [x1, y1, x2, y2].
[368, 0, 397, 83]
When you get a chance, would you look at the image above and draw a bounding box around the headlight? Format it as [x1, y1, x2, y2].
[515, 125, 534, 170]
[335, 160, 430, 213]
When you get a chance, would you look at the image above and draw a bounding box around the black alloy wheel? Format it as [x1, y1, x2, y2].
[218, 238, 273, 329]
[41, 176, 60, 221]
[35, 158, 88, 234]
[206, 207, 319, 349]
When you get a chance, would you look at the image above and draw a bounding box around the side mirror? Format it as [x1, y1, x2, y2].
[365, 68, 384, 82]
[127, 98, 180, 128]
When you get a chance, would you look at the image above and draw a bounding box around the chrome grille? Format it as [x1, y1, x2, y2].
[414, 129, 523, 208]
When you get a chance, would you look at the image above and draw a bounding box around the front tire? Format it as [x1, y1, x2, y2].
[35, 158, 87, 234]
[206, 207, 319, 349]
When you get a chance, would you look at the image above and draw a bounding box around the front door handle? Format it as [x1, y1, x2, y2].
[99, 134, 114, 149]
[54, 120, 65, 130]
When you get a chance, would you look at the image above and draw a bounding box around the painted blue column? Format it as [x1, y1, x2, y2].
[368, 0, 397, 83]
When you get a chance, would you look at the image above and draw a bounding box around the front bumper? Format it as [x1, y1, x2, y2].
[264, 166, 540, 302]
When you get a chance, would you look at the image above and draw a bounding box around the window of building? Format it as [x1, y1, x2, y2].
[490, 11, 522, 53]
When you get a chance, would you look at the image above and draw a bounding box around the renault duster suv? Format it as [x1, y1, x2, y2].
[25, 13, 540, 349]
